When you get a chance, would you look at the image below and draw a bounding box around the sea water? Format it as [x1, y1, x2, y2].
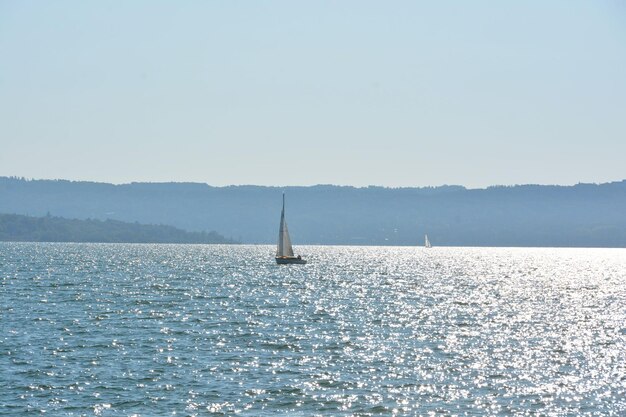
[1, 243, 625, 416]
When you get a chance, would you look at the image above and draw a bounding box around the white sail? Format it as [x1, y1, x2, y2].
[277, 194, 295, 257]
[425, 234, 432, 248]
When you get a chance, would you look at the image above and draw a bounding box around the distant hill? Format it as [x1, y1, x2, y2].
[0, 213, 234, 244]
[1, 176, 625, 247]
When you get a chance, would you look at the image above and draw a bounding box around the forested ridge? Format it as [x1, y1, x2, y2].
[0, 213, 234, 244]
[1, 177, 625, 247]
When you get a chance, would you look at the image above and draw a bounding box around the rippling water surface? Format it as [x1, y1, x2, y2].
[1, 243, 625, 416]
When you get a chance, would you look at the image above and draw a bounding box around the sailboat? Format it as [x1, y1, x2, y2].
[275, 194, 307, 264]
[424, 234, 432, 248]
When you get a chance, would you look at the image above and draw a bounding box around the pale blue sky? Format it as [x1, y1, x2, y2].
[1, 1, 625, 187]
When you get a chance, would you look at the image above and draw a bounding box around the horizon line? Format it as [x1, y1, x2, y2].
[1, 175, 625, 191]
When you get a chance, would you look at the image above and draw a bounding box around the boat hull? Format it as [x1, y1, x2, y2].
[275, 256, 307, 265]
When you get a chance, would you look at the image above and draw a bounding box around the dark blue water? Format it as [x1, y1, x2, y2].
[1, 243, 625, 416]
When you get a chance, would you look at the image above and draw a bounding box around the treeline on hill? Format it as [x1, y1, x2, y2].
[1, 177, 626, 247]
[0, 213, 234, 244]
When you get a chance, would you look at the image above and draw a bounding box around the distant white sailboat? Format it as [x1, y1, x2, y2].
[424, 234, 432, 248]
[276, 194, 307, 264]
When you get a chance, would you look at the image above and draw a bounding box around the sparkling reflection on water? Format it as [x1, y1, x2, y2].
[1, 243, 625, 416]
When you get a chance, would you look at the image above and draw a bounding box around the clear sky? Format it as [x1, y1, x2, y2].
[1, 1, 625, 188]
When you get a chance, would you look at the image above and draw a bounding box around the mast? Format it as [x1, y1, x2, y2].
[277, 193, 294, 257]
